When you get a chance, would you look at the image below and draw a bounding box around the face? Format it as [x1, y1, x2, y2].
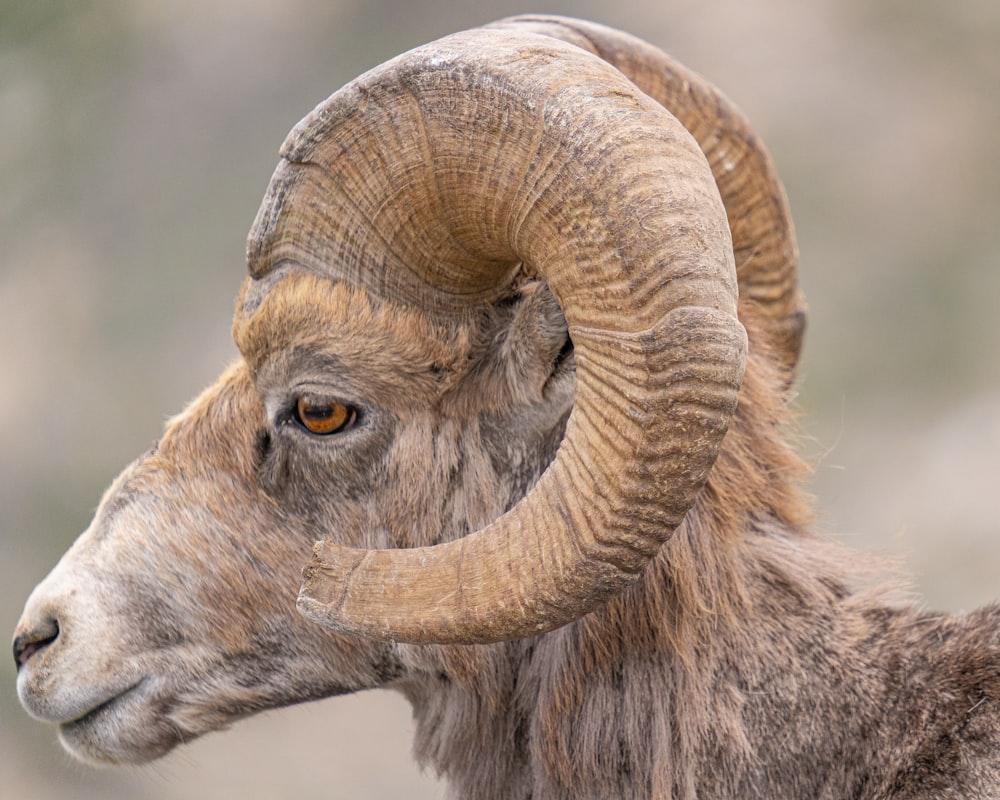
[13, 271, 574, 765]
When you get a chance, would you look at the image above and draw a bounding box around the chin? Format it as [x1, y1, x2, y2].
[54, 688, 186, 766]
[58, 718, 181, 766]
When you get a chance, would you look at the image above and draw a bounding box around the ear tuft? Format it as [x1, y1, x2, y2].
[494, 281, 571, 407]
[508, 280, 569, 360]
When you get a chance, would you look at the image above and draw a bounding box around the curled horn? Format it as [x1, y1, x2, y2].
[490, 15, 806, 380]
[241, 27, 747, 643]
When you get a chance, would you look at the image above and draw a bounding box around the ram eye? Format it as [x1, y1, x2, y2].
[295, 397, 357, 435]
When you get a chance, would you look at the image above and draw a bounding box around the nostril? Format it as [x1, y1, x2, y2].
[13, 617, 60, 671]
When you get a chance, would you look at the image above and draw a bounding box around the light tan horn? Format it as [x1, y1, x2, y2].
[489, 15, 806, 381]
[242, 27, 747, 643]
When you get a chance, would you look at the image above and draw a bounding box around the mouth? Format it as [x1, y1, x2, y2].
[59, 678, 146, 732]
[54, 678, 181, 765]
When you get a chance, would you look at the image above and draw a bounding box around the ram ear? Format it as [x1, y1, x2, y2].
[450, 281, 571, 413]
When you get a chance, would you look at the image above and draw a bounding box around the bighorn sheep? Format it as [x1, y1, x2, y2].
[13, 15, 1000, 799]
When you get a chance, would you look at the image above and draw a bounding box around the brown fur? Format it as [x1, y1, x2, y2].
[14, 75, 1000, 800]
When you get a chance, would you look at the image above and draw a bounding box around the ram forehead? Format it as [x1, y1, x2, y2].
[233, 270, 473, 404]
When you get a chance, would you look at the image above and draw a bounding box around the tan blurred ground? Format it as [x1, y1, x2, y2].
[2, 1, 997, 797]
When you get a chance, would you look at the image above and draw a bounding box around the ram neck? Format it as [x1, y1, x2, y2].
[386, 544, 912, 800]
[393, 349, 1000, 797]
[397, 537, 1000, 799]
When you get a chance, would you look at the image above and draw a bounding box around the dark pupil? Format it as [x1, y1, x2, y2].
[303, 405, 332, 422]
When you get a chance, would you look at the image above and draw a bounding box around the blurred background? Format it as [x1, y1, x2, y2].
[1, 1, 997, 797]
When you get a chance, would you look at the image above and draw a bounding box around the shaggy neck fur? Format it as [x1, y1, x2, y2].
[395, 348, 1000, 799]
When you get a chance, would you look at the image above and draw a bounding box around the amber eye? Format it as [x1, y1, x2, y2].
[295, 397, 356, 435]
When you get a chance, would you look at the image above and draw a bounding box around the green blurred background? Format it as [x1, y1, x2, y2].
[2, 1, 997, 797]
